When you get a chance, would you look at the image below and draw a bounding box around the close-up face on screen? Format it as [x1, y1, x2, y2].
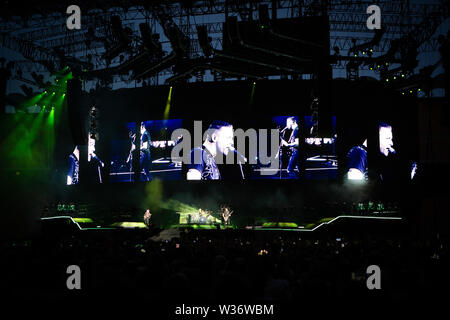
[0, 0, 446, 313]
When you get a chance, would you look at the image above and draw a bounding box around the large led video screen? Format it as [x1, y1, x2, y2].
[109, 122, 136, 183]
[139, 119, 183, 181]
[304, 116, 337, 180]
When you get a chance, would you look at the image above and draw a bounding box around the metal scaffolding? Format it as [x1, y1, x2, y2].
[0, 0, 448, 88]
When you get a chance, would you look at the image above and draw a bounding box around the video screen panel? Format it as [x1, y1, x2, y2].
[338, 117, 369, 181]
[182, 117, 300, 180]
[304, 116, 337, 180]
[109, 122, 136, 183]
[248, 116, 300, 180]
[374, 120, 418, 182]
[139, 119, 183, 181]
[182, 119, 249, 180]
[66, 146, 80, 185]
[338, 117, 418, 183]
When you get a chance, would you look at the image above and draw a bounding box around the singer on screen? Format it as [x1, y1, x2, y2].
[377, 121, 398, 181]
[187, 120, 242, 180]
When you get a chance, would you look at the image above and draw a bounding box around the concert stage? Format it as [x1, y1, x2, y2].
[40, 214, 405, 239]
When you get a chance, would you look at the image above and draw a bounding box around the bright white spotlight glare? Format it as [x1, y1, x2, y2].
[347, 169, 364, 181]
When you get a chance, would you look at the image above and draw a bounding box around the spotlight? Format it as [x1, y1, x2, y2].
[347, 171, 365, 181]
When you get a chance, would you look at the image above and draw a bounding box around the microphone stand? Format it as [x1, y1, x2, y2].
[97, 165, 102, 183]
[238, 161, 245, 179]
[278, 129, 286, 179]
[276, 126, 288, 179]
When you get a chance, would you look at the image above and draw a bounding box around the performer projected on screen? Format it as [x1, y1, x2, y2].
[280, 117, 299, 178]
[126, 130, 136, 171]
[67, 145, 79, 185]
[377, 122, 397, 181]
[140, 122, 152, 181]
[379, 122, 395, 157]
[186, 120, 235, 180]
[347, 138, 368, 180]
[88, 135, 105, 183]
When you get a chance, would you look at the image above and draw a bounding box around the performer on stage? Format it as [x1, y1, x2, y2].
[67, 145, 79, 185]
[280, 117, 299, 178]
[143, 209, 152, 227]
[221, 205, 233, 226]
[187, 120, 235, 180]
[140, 122, 152, 181]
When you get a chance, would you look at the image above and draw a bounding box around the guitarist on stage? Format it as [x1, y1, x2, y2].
[280, 117, 300, 178]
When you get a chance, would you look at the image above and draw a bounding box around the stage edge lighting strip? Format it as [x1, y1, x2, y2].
[303, 215, 403, 232]
[40, 216, 115, 230]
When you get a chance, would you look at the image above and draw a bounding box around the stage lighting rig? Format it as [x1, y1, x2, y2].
[258, 4, 271, 29]
[53, 48, 93, 74]
[102, 15, 133, 63]
[30, 72, 47, 89]
[165, 22, 191, 57]
[348, 28, 384, 58]
[197, 25, 213, 57]
[20, 84, 34, 98]
[139, 23, 164, 60]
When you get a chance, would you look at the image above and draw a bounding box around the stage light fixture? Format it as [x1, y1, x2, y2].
[20, 84, 34, 98]
[197, 25, 213, 57]
[139, 23, 163, 59]
[258, 4, 270, 28]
